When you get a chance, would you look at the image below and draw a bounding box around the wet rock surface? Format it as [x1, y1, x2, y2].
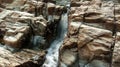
[0, 0, 66, 67]
[0, 0, 120, 67]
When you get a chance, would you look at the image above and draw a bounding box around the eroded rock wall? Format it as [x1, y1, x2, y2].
[59, 0, 120, 67]
[0, 0, 67, 67]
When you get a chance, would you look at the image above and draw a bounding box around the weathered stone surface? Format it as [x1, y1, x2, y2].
[47, 3, 55, 15]
[59, 0, 120, 67]
[60, 24, 112, 67]
[2, 0, 13, 3]
[69, 0, 120, 31]
[30, 15, 47, 36]
[78, 25, 112, 67]
[0, 0, 66, 48]
[59, 37, 78, 67]
[112, 32, 120, 67]
[3, 23, 30, 48]
[0, 9, 49, 48]
[0, 10, 32, 48]
[0, 46, 46, 67]
[0, 0, 67, 67]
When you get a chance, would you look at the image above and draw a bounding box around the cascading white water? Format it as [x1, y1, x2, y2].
[42, 13, 68, 67]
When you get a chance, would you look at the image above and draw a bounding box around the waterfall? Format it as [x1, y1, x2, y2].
[42, 12, 68, 67]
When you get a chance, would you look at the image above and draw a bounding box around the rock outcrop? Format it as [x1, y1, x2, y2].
[0, 0, 66, 67]
[0, 0, 120, 67]
[0, 46, 46, 67]
[59, 0, 120, 67]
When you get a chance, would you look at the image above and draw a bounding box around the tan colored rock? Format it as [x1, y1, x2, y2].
[59, 37, 78, 67]
[60, 0, 120, 67]
[3, 22, 30, 48]
[69, 0, 120, 32]
[78, 25, 112, 62]
[31, 15, 47, 36]
[55, 5, 64, 15]
[0, 10, 34, 48]
[4, 33, 24, 48]
[68, 22, 81, 35]
[0, 47, 46, 67]
[47, 3, 55, 15]
[60, 24, 112, 66]
[112, 32, 120, 67]
[71, 2, 82, 7]
[2, 0, 13, 3]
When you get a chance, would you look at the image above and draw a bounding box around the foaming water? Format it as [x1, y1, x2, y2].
[42, 13, 68, 67]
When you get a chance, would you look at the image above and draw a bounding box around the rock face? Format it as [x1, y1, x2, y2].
[0, 46, 46, 67]
[59, 0, 120, 67]
[0, 0, 66, 49]
[0, 0, 66, 67]
[0, 11, 31, 48]
[0, 0, 120, 67]
[60, 24, 112, 67]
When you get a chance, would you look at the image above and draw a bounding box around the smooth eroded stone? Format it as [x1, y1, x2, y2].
[4, 33, 24, 48]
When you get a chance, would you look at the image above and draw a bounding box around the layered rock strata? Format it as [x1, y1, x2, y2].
[59, 0, 120, 67]
[0, 0, 66, 67]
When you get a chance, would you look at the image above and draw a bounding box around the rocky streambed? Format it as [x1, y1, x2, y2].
[0, 0, 120, 67]
[0, 0, 68, 67]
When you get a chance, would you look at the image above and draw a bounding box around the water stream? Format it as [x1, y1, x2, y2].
[42, 12, 68, 67]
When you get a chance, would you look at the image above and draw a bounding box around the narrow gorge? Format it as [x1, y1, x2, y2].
[0, 0, 120, 67]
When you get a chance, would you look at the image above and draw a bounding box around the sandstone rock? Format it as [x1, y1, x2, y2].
[0, 0, 68, 67]
[0, 10, 34, 48]
[112, 32, 120, 67]
[78, 25, 112, 65]
[2, 0, 13, 3]
[0, 47, 46, 67]
[85, 60, 109, 67]
[59, 37, 78, 67]
[6, 0, 27, 10]
[71, 2, 82, 7]
[4, 33, 24, 48]
[69, 0, 120, 32]
[22, 1, 44, 15]
[60, 0, 120, 67]
[0, 10, 13, 19]
[31, 15, 47, 36]
[55, 5, 63, 15]
[68, 22, 81, 35]
[47, 3, 55, 15]
[91, 0, 102, 7]
[3, 22, 30, 48]
[84, 12, 103, 23]
[60, 24, 112, 66]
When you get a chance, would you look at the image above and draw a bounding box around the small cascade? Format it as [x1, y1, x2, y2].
[42, 12, 68, 67]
